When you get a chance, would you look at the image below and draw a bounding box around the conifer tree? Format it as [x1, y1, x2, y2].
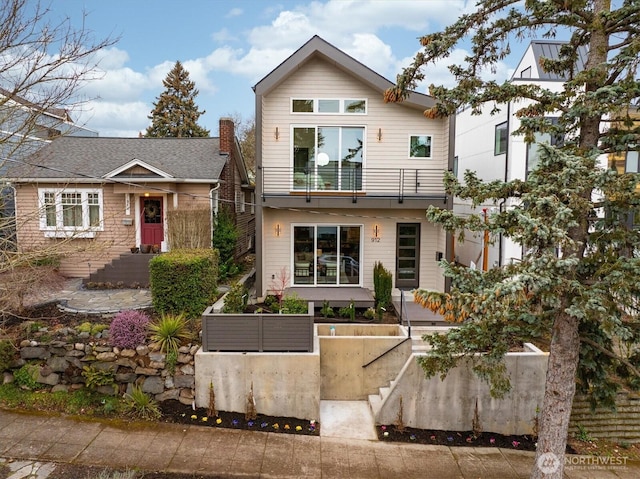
[385, 1, 640, 477]
[145, 61, 210, 137]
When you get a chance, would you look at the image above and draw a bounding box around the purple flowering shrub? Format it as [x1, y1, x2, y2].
[109, 310, 151, 349]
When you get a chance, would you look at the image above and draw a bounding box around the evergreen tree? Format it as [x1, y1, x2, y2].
[145, 61, 210, 138]
[385, 1, 640, 478]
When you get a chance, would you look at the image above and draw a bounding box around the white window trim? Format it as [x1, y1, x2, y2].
[235, 189, 245, 213]
[290, 98, 368, 115]
[38, 188, 104, 238]
[408, 134, 433, 159]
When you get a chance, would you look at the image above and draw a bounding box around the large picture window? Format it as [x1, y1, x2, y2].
[293, 225, 361, 286]
[293, 126, 363, 191]
[39, 188, 103, 237]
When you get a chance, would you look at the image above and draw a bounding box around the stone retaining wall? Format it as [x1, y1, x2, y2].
[569, 392, 640, 443]
[5, 330, 198, 404]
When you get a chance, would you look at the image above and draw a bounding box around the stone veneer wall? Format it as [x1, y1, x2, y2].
[6, 331, 198, 404]
[569, 392, 640, 443]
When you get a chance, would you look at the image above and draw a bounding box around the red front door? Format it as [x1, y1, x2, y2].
[140, 197, 164, 246]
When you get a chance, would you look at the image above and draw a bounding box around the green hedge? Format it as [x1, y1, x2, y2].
[150, 249, 219, 318]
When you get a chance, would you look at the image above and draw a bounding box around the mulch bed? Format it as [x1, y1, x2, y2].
[159, 400, 319, 436]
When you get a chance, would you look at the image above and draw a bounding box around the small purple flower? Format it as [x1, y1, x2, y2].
[261, 422, 268, 428]
[232, 419, 239, 426]
[248, 421, 254, 427]
[447, 436, 453, 442]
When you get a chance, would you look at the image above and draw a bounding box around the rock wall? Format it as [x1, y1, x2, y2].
[570, 392, 640, 444]
[4, 328, 198, 404]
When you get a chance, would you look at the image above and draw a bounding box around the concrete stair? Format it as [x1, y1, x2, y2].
[368, 379, 397, 417]
[82, 252, 157, 287]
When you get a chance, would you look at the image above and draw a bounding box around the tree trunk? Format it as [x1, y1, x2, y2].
[530, 312, 580, 479]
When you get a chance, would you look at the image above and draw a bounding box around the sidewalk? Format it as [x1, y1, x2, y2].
[1, 410, 638, 478]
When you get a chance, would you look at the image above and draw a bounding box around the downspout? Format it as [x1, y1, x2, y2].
[210, 184, 220, 246]
[498, 101, 511, 267]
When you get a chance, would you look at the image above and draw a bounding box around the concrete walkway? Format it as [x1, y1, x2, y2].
[2, 409, 638, 478]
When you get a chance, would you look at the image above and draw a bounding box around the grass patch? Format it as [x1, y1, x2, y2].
[0, 384, 126, 417]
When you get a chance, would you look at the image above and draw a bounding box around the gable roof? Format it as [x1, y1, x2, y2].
[6, 136, 229, 183]
[513, 40, 589, 81]
[253, 35, 436, 110]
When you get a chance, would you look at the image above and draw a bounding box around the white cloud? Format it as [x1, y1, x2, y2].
[79, 100, 151, 137]
[226, 7, 243, 18]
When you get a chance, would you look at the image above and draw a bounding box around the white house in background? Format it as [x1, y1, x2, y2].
[453, 40, 592, 268]
[253, 35, 454, 301]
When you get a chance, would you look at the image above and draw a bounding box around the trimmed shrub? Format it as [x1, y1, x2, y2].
[373, 261, 393, 309]
[150, 248, 219, 318]
[109, 310, 151, 349]
[280, 293, 308, 314]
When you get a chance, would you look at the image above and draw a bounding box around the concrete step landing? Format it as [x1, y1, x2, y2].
[320, 400, 378, 440]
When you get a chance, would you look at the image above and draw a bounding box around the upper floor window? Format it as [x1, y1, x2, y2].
[293, 125, 364, 191]
[409, 135, 432, 159]
[291, 98, 367, 114]
[495, 122, 508, 155]
[625, 150, 639, 173]
[520, 66, 532, 78]
[39, 188, 103, 238]
[526, 118, 563, 174]
[235, 189, 245, 213]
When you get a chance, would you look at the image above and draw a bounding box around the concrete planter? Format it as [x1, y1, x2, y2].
[201, 302, 314, 352]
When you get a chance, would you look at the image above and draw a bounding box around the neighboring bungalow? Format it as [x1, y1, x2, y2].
[453, 40, 592, 269]
[253, 36, 453, 303]
[0, 88, 98, 243]
[6, 118, 254, 279]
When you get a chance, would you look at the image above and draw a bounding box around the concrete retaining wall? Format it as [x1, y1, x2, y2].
[318, 324, 411, 400]
[373, 343, 548, 436]
[194, 334, 321, 420]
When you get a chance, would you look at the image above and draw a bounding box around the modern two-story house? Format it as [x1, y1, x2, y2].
[453, 40, 594, 269]
[7, 118, 254, 279]
[253, 36, 453, 302]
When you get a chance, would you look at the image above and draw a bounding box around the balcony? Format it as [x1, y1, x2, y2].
[259, 166, 447, 205]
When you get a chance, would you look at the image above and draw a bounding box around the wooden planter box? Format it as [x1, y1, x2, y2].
[201, 303, 314, 352]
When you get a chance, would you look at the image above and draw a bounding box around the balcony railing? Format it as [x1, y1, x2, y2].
[260, 166, 447, 203]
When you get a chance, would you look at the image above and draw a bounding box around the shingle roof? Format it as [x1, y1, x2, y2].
[7, 136, 226, 182]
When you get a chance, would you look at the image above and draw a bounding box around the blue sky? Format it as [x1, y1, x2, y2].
[53, 0, 528, 137]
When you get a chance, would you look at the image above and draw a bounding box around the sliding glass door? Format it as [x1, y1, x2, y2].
[293, 225, 361, 286]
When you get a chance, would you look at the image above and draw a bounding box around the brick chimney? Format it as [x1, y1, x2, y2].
[219, 117, 235, 155]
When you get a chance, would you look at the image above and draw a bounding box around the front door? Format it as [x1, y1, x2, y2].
[396, 223, 420, 289]
[140, 197, 163, 246]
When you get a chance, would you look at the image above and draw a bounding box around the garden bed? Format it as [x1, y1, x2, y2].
[159, 400, 319, 435]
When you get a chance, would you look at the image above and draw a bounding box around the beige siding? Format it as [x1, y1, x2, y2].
[262, 208, 444, 296]
[15, 183, 136, 277]
[262, 57, 448, 179]
[14, 181, 223, 278]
